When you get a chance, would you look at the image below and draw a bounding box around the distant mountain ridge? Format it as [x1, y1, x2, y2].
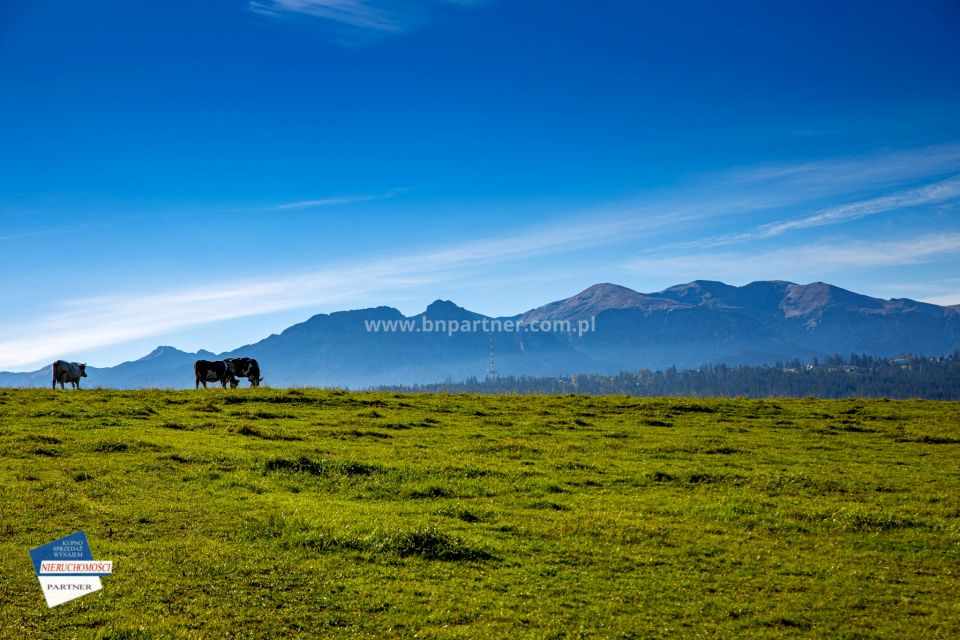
[520, 283, 677, 323]
[2, 280, 958, 389]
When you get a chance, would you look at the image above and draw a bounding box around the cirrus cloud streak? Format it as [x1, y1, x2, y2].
[626, 232, 960, 283]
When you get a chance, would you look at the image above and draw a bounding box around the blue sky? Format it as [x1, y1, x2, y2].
[1, 0, 959, 370]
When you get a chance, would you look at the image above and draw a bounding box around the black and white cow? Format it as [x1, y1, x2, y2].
[194, 360, 238, 389]
[225, 357, 263, 388]
[52, 360, 87, 390]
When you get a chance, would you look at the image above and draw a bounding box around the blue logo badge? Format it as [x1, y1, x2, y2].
[29, 531, 113, 607]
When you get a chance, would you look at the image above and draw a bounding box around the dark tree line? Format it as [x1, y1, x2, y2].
[379, 352, 960, 399]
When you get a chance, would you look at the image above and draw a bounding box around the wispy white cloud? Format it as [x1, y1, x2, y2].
[0, 225, 85, 242]
[249, 0, 477, 39]
[881, 278, 960, 299]
[251, 0, 413, 33]
[722, 142, 960, 192]
[886, 278, 960, 307]
[273, 188, 406, 210]
[922, 293, 960, 307]
[671, 175, 960, 250]
[754, 176, 960, 236]
[625, 232, 960, 283]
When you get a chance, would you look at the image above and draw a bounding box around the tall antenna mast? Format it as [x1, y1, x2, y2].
[487, 331, 498, 379]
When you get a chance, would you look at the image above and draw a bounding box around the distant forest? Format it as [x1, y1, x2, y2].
[379, 352, 960, 400]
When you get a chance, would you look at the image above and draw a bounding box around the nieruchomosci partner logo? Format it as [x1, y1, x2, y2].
[28, 531, 113, 607]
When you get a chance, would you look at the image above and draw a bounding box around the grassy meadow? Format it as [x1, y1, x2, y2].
[1, 388, 958, 638]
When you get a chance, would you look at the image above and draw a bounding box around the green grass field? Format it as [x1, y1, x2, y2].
[1, 388, 958, 639]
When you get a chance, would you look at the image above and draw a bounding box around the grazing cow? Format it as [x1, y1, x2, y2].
[225, 357, 263, 388]
[52, 361, 87, 390]
[193, 360, 238, 389]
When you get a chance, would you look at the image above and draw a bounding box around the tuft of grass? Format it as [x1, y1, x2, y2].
[377, 422, 413, 430]
[376, 527, 493, 562]
[434, 506, 484, 523]
[92, 442, 129, 453]
[336, 429, 392, 439]
[910, 435, 960, 444]
[528, 500, 568, 511]
[704, 446, 746, 455]
[408, 486, 453, 499]
[110, 406, 156, 417]
[265, 456, 330, 475]
[231, 409, 296, 420]
[264, 456, 383, 477]
[234, 425, 303, 441]
[669, 404, 719, 413]
[642, 418, 673, 427]
[26, 434, 62, 444]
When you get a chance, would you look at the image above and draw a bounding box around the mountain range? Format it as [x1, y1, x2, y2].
[2, 280, 958, 389]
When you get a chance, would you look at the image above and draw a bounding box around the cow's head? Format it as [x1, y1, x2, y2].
[80, 364, 88, 377]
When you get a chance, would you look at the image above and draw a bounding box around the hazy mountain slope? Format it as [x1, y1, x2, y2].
[3, 281, 958, 388]
[221, 302, 607, 387]
[522, 280, 960, 369]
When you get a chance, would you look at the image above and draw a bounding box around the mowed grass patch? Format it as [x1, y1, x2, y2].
[0, 388, 958, 638]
